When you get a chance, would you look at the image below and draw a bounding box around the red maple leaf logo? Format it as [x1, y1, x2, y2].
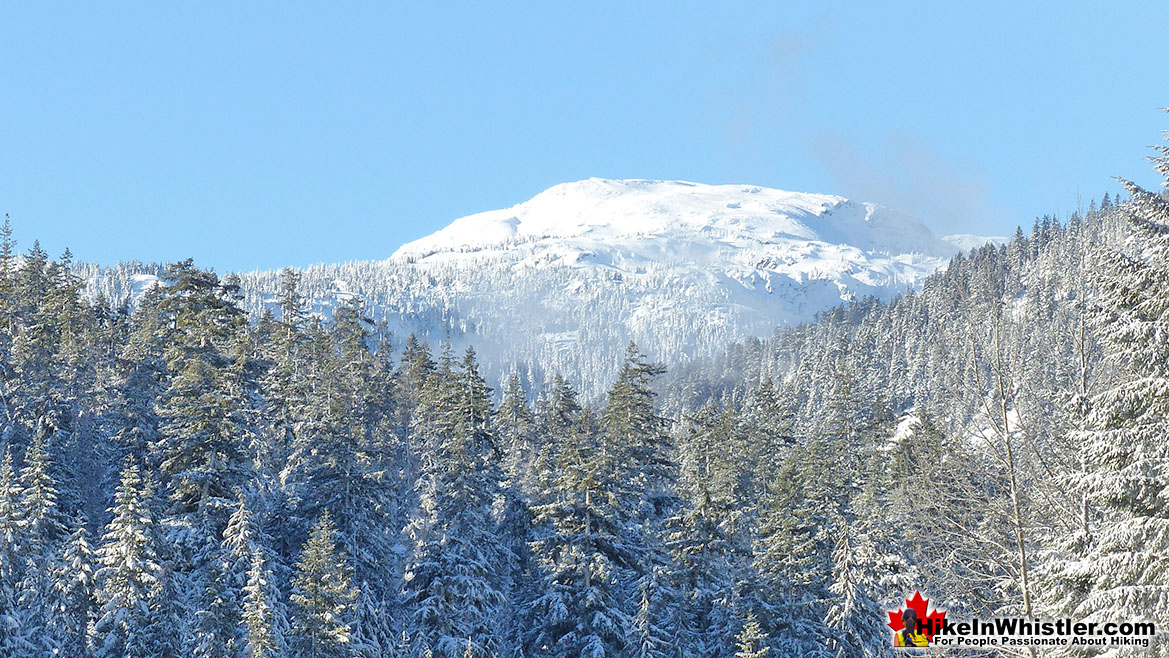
[887, 591, 946, 642]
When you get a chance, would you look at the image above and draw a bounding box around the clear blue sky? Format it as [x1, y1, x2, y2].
[2, 2, 1166, 272]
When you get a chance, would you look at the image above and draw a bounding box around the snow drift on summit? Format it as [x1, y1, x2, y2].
[87, 178, 1001, 397]
[394, 177, 960, 264]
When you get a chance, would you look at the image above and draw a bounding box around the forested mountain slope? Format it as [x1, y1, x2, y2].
[1, 142, 1167, 656]
[78, 179, 997, 399]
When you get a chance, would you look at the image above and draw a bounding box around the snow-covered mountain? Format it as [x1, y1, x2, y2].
[393, 177, 966, 297]
[84, 178, 999, 398]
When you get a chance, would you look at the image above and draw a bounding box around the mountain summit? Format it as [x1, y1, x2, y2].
[88, 179, 996, 397]
[394, 177, 958, 263]
[379, 178, 992, 394]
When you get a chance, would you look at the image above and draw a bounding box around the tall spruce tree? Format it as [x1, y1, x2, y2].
[220, 491, 290, 652]
[824, 523, 890, 658]
[1068, 134, 1169, 647]
[91, 461, 169, 658]
[282, 298, 398, 599]
[631, 573, 672, 658]
[0, 449, 26, 607]
[525, 403, 632, 658]
[496, 372, 537, 493]
[148, 260, 253, 525]
[601, 342, 673, 522]
[47, 515, 97, 658]
[242, 548, 283, 658]
[289, 512, 358, 658]
[403, 348, 508, 658]
[751, 454, 828, 654]
[10, 241, 59, 426]
[665, 484, 739, 658]
[19, 434, 64, 560]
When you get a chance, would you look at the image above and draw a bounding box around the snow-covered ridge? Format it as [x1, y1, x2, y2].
[376, 178, 994, 394]
[83, 179, 998, 398]
[393, 178, 958, 262]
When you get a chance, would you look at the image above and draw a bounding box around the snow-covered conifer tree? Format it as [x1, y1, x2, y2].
[91, 460, 168, 658]
[148, 260, 253, 527]
[46, 516, 97, 658]
[19, 435, 65, 561]
[1070, 126, 1169, 648]
[734, 611, 771, 658]
[525, 401, 631, 658]
[289, 512, 358, 658]
[631, 573, 672, 658]
[241, 548, 284, 658]
[402, 347, 508, 658]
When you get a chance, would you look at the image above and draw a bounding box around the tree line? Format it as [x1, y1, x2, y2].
[3, 128, 1169, 657]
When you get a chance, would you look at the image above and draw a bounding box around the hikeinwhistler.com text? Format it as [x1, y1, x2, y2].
[922, 617, 1156, 649]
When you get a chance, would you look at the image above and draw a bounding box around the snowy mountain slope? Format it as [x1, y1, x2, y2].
[82, 179, 998, 398]
[389, 179, 977, 306]
[394, 178, 952, 260]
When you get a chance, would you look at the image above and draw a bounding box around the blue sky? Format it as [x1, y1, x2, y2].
[2, 2, 1166, 272]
